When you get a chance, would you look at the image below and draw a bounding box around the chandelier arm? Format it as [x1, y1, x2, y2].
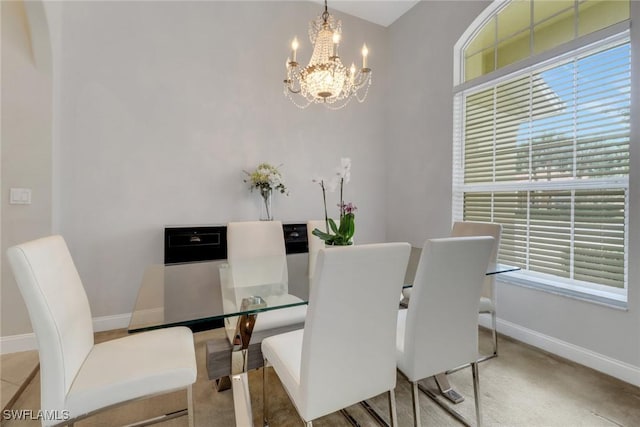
[352, 70, 372, 88]
[353, 79, 372, 103]
[284, 69, 303, 94]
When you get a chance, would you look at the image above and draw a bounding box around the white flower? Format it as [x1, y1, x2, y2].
[341, 157, 351, 170]
[245, 163, 288, 195]
[325, 175, 340, 192]
[312, 174, 339, 191]
[268, 172, 281, 186]
[337, 157, 351, 183]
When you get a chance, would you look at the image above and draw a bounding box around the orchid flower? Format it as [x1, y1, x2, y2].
[325, 176, 340, 193]
[336, 157, 351, 183]
[339, 202, 358, 214]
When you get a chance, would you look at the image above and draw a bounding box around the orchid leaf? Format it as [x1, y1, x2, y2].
[328, 218, 339, 234]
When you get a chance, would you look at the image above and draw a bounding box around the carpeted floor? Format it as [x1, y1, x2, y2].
[5, 327, 640, 426]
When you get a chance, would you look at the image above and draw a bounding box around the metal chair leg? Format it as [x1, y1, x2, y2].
[187, 384, 195, 427]
[471, 362, 482, 427]
[411, 381, 421, 427]
[388, 389, 398, 427]
[491, 310, 498, 356]
[263, 359, 269, 427]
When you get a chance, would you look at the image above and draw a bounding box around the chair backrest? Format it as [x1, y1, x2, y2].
[451, 221, 501, 261]
[300, 243, 410, 419]
[452, 221, 502, 298]
[306, 220, 327, 280]
[6, 235, 95, 412]
[400, 236, 494, 380]
[226, 221, 288, 293]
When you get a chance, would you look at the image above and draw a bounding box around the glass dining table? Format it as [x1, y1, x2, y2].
[128, 259, 519, 426]
[129, 257, 311, 426]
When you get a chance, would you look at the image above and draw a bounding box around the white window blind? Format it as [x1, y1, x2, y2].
[456, 38, 630, 292]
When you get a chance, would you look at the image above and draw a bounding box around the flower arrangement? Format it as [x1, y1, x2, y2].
[312, 158, 357, 245]
[244, 163, 288, 221]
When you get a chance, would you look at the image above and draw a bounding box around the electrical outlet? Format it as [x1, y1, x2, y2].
[9, 188, 32, 205]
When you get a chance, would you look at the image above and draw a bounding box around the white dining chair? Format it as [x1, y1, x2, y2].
[6, 235, 197, 427]
[402, 221, 502, 358]
[262, 242, 411, 426]
[220, 221, 306, 341]
[396, 236, 494, 427]
[451, 221, 502, 358]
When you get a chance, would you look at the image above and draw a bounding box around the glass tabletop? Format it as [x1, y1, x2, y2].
[128, 259, 520, 333]
[128, 259, 309, 333]
[486, 262, 521, 275]
[401, 263, 520, 289]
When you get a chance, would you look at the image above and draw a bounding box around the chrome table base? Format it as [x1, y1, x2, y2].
[230, 297, 267, 427]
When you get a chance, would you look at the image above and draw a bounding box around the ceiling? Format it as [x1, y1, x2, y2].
[308, 0, 422, 27]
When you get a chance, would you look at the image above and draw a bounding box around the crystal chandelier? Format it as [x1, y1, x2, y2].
[284, 0, 372, 110]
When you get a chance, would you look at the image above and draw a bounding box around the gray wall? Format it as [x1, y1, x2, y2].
[386, 0, 640, 369]
[1, 0, 53, 336]
[386, 1, 491, 246]
[52, 1, 389, 322]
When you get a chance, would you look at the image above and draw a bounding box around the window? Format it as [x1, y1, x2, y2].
[453, 0, 630, 305]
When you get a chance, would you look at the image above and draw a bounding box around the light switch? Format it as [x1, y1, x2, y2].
[9, 188, 32, 205]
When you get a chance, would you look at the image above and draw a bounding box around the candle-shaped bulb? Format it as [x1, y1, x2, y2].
[361, 44, 369, 69]
[332, 32, 341, 58]
[350, 63, 356, 81]
[291, 37, 299, 62]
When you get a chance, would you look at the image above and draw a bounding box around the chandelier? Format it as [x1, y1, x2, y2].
[283, 0, 372, 110]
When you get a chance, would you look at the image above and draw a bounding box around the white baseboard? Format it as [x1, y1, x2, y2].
[0, 333, 38, 354]
[480, 315, 640, 387]
[92, 313, 131, 332]
[0, 313, 132, 354]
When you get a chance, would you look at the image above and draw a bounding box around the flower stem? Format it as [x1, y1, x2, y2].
[322, 181, 329, 232]
[339, 178, 344, 219]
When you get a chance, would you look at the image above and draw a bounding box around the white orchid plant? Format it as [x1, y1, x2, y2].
[312, 158, 357, 246]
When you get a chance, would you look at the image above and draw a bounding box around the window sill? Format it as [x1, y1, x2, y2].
[497, 272, 628, 311]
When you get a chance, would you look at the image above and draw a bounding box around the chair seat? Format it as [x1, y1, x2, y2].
[66, 327, 197, 417]
[262, 329, 304, 403]
[479, 296, 494, 313]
